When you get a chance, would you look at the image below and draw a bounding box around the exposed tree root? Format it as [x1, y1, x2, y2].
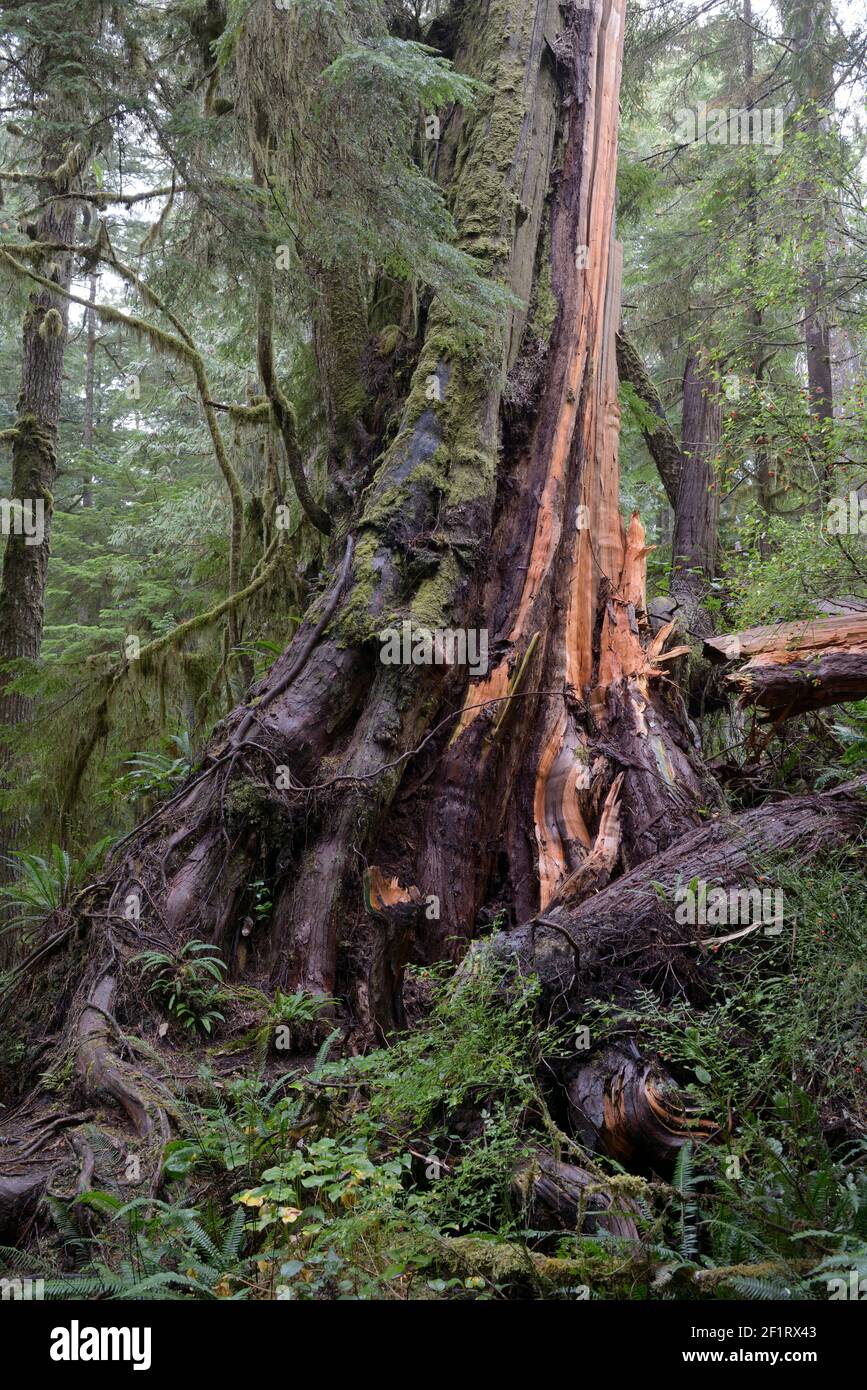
[76, 974, 160, 1140]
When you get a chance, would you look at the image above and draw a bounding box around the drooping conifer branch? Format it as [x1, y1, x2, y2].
[256, 275, 332, 536]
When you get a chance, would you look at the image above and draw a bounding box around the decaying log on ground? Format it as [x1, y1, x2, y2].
[489, 772, 867, 1015]
[482, 775, 867, 1161]
[430, 1233, 633, 1290]
[705, 612, 867, 716]
[566, 1043, 718, 1169]
[0, 1169, 50, 1241]
[430, 1233, 808, 1294]
[513, 1144, 641, 1238]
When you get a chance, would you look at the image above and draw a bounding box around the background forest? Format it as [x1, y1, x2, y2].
[0, 0, 865, 1303]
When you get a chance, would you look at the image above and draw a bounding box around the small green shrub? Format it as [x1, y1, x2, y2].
[134, 940, 227, 1033]
[0, 836, 113, 934]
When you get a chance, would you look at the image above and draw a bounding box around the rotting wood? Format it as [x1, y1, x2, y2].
[513, 1144, 641, 1238]
[486, 773, 867, 1162]
[363, 867, 424, 1037]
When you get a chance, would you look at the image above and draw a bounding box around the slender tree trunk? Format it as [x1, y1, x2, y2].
[0, 125, 81, 879]
[742, 0, 773, 555]
[614, 333, 720, 660]
[804, 268, 834, 436]
[781, 0, 835, 487]
[82, 272, 97, 471]
[75, 274, 98, 626]
[670, 348, 720, 641]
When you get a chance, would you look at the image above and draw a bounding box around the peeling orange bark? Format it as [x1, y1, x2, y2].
[548, 771, 623, 906]
[531, 1, 627, 905]
[364, 866, 422, 914]
[452, 0, 626, 754]
[415, 0, 713, 946]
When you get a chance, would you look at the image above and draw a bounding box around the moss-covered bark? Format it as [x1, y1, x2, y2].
[0, 127, 81, 891]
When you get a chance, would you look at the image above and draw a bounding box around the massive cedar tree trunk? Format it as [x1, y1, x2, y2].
[141, 0, 652, 995]
[130, 0, 717, 1008]
[3, 0, 698, 1134]
[6, 0, 867, 1233]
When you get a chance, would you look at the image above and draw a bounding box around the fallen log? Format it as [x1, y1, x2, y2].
[429, 1233, 810, 1295]
[704, 611, 867, 716]
[513, 1144, 641, 1238]
[489, 773, 867, 1011]
[484, 775, 867, 1161]
[430, 1233, 631, 1291]
[0, 1169, 50, 1241]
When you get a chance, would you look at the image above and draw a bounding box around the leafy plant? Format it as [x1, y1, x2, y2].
[162, 1069, 306, 1181]
[671, 1142, 701, 1261]
[219, 986, 337, 1069]
[134, 940, 227, 1034]
[111, 733, 193, 801]
[249, 878, 272, 924]
[0, 837, 113, 934]
[42, 1196, 263, 1300]
[815, 701, 867, 787]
